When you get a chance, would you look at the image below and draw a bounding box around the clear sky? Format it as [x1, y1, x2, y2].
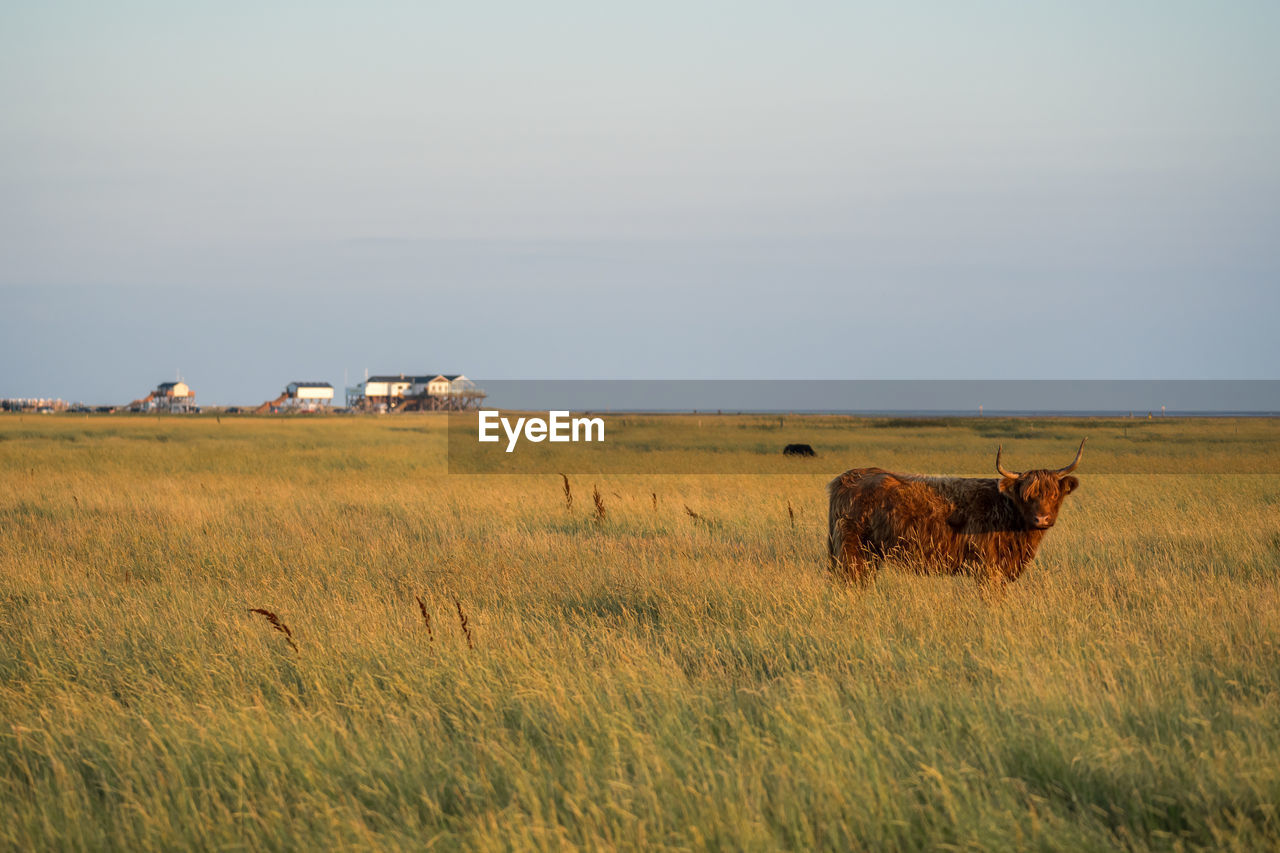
[2, 1, 1277, 405]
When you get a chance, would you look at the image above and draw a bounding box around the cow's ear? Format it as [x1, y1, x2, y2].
[997, 476, 1018, 495]
[1059, 475, 1079, 495]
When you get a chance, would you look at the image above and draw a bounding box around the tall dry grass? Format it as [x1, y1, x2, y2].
[0, 413, 1278, 850]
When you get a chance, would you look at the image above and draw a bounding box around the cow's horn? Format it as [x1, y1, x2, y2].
[995, 445, 1020, 479]
[1053, 438, 1086, 476]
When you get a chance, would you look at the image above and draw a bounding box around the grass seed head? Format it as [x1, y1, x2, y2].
[453, 596, 474, 650]
[247, 608, 298, 653]
[416, 595, 434, 642]
[560, 473, 573, 512]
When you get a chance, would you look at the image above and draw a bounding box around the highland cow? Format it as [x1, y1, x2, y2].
[827, 440, 1085, 585]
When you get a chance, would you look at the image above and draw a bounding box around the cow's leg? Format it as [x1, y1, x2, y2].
[971, 559, 1020, 602]
[831, 519, 873, 586]
[1002, 559, 1030, 584]
[846, 541, 873, 586]
[976, 570, 1009, 602]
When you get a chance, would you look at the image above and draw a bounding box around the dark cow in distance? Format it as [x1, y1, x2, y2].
[827, 440, 1085, 585]
[783, 443, 817, 457]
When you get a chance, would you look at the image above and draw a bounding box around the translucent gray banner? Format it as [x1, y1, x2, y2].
[445, 380, 1280, 474]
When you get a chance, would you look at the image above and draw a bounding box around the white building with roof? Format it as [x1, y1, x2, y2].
[346, 373, 484, 411]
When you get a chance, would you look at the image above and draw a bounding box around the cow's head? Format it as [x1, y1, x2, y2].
[996, 439, 1085, 530]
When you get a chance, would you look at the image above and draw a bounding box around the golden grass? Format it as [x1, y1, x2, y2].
[1, 413, 1278, 850]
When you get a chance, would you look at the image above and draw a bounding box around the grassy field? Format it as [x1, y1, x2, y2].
[2, 414, 1278, 850]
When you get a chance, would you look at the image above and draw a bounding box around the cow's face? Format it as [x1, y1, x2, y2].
[994, 440, 1086, 530]
[999, 471, 1080, 529]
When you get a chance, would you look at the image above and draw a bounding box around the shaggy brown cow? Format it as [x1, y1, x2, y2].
[827, 439, 1085, 585]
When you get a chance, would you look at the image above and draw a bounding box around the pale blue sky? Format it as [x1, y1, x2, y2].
[2, 2, 1277, 404]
